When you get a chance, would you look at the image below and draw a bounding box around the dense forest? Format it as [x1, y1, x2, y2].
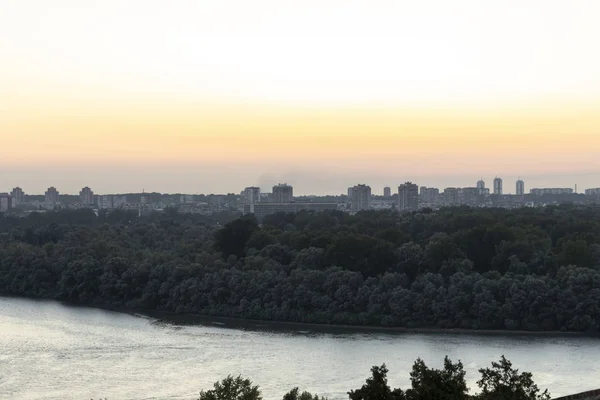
[194, 356, 550, 400]
[1, 205, 600, 332]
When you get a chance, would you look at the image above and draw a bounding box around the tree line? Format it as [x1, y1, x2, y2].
[197, 355, 550, 400]
[0, 205, 599, 332]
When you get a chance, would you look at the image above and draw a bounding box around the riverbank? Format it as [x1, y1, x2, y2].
[82, 300, 596, 337]
[136, 308, 594, 337]
[2, 294, 596, 337]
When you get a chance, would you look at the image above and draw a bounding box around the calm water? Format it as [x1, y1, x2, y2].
[1, 297, 598, 400]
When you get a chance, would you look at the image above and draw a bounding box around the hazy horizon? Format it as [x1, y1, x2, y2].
[2, 0, 600, 195]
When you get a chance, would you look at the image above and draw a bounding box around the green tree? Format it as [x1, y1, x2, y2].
[199, 376, 262, 400]
[283, 387, 327, 400]
[405, 357, 469, 400]
[214, 215, 259, 258]
[348, 364, 405, 400]
[476, 356, 550, 400]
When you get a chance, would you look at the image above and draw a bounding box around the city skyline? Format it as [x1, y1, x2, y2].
[0, 175, 592, 197]
[2, 1, 600, 194]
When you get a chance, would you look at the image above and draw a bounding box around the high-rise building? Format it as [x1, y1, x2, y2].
[242, 187, 261, 205]
[99, 195, 113, 209]
[530, 188, 574, 196]
[516, 179, 525, 196]
[398, 182, 419, 211]
[10, 187, 25, 205]
[273, 184, 293, 203]
[383, 187, 391, 197]
[585, 188, 600, 196]
[0, 193, 12, 212]
[243, 202, 338, 220]
[79, 186, 94, 204]
[477, 179, 486, 195]
[350, 184, 371, 212]
[443, 187, 460, 205]
[113, 195, 127, 208]
[459, 187, 480, 205]
[419, 187, 440, 204]
[45, 187, 60, 204]
[493, 178, 503, 195]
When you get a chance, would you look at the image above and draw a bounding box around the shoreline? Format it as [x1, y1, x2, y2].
[97, 303, 595, 338]
[139, 310, 591, 337]
[2, 295, 596, 337]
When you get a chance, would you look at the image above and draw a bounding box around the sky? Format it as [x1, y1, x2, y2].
[1, 0, 600, 195]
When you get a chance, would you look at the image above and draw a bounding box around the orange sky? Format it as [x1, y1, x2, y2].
[2, 0, 600, 194]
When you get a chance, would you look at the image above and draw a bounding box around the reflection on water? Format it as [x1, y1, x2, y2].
[1, 297, 598, 400]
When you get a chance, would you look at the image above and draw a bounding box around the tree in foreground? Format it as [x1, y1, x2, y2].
[405, 356, 469, 400]
[198, 375, 262, 400]
[348, 364, 406, 400]
[283, 387, 328, 400]
[476, 356, 551, 400]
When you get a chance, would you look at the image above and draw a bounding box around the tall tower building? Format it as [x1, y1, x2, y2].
[45, 187, 60, 204]
[273, 184, 293, 203]
[398, 182, 419, 212]
[493, 177, 503, 195]
[477, 179, 486, 195]
[350, 184, 372, 212]
[0, 193, 12, 212]
[516, 179, 525, 196]
[10, 187, 25, 205]
[242, 187, 261, 205]
[79, 186, 94, 204]
[383, 187, 391, 197]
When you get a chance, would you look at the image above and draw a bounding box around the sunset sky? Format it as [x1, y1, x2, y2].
[2, 0, 600, 195]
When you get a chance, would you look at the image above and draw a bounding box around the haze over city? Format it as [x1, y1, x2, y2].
[2, 0, 600, 195]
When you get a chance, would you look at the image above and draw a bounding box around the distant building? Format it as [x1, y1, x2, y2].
[516, 180, 525, 196]
[79, 186, 94, 205]
[10, 187, 25, 206]
[585, 188, 600, 196]
[113, 195, 127, 208]
[530, 188, 574, 196]
[459, 187, 480, 205]
[477, 179, 486, 195]
[273, 184, 293, 203]
[398, 182, 419, 211]
[99, 194, 128, 209]
[180, 195, 196, 204]
[242, 187, 261, 205]
[99, 195, 114, 209]
[243, 202, 337, 220]
[260, 192, 273, 203]
[493, 178, 503, 195]
[45, 187, 60, 204]
[383, 187, 391, 197]
[443, 187, 460, 205]
[0, 193, 12, 212]
[349, 184, 372, 212]
[419, 187, 440, 204]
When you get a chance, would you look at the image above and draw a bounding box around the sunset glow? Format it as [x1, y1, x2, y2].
[2, 0, 600, 194]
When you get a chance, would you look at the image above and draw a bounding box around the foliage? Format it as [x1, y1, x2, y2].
[283, 387, 327, 400]
[1, 206, 600, 332]
[405, 357, 468, 400]
[348, 364, 405, 400]
[476, 356, 551, 400]
[198, 356, 549, 400]
[198, 375, 262, 400]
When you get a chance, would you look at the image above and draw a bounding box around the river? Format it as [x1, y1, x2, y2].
[0, 297, 598, 400]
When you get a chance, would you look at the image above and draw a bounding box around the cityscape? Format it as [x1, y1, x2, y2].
[2, 177, 600, 219]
